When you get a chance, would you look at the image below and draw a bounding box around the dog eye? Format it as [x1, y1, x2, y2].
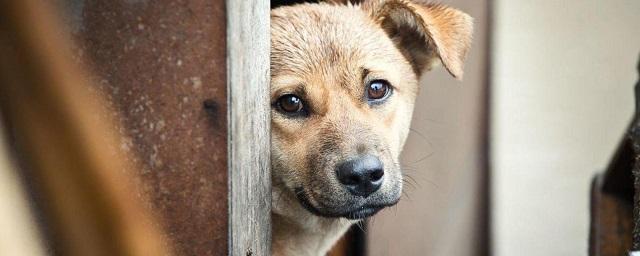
[277, 94, 304, 113]
[367, 80, 391, 101]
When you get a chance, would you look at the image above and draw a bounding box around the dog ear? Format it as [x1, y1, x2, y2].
[363, 0, 473, 79]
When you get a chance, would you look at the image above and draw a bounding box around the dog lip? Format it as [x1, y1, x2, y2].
[294, 187, 325, 216]
[294, 187, 393, 219]
[342, 206, 384, 220]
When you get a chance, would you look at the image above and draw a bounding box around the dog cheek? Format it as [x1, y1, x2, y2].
[271, 136, 303, 191]
[305, 147, 336, 189]
[379, 163, 403, 203]
[393, 102, 415, 153]
[388, 175, 403, 202]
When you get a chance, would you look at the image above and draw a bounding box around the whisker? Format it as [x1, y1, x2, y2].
[402, 177, 417, 191]
[412, 117, 444, 125]
[401, 190, 413, 202]
[406, 151, 435, 165]
[409, 127, 433, 149]
[417, 176, 440, 190]
[403, 174, 421, 189]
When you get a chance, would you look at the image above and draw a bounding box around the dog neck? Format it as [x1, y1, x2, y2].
[271, 187, 354, 256]
[271, 213, 352, 256]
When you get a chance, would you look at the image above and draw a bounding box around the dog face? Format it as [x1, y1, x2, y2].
[270, 0, 472, 220]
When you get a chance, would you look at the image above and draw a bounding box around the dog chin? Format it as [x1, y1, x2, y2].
[294, 187, 397, 220]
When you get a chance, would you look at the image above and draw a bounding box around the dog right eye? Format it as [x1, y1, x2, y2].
[276, 94, 305, 114]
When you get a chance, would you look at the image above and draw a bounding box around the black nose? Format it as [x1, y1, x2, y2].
[336, 155, 384, 197]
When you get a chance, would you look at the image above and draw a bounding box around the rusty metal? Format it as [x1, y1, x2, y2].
[0, 0, 170, 255]
[72, 0, 229, 255]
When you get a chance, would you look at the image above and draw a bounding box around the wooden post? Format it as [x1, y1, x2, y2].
[226, 0, 272, 255]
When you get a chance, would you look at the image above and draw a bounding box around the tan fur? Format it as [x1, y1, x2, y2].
[270, 1, 473, 255]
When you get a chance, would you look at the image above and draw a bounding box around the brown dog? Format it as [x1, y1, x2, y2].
[270, 0, 473, 255]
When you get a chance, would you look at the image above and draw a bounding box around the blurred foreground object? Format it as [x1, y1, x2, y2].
[0, 119, 46, 256]
[0, 0, 171, 255]
[0, 0, 271, 254]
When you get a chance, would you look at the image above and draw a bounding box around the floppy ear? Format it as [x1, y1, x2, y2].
[363, 0, 473, 79]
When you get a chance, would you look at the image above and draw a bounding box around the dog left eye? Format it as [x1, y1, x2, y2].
[366, 79, 392, 102]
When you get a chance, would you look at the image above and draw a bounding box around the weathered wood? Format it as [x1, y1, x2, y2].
[226, 0, 272, 255]
[0, 1, 170, 255]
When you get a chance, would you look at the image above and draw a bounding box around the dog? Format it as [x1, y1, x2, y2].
[270, 0, 473, 255]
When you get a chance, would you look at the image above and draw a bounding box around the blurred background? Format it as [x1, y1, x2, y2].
[492, 1, 639, 255]
[369, 0, 640, 255]
[1, 0, 640, 255]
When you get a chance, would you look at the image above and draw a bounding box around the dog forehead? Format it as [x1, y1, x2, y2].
[270, 4, 397, 78]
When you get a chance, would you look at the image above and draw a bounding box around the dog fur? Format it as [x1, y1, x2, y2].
[270, 1, 473, 255]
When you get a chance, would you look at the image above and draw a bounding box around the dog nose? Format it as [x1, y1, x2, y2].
[336, 155, 384, 197]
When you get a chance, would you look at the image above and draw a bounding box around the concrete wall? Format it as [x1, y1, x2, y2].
[492, 1, 640, 255]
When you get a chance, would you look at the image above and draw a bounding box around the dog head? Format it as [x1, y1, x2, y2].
[271, 0, 472, 220]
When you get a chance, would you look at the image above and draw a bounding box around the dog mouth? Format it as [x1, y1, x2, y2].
[342, 206, 384, 220]
[294, 187, 391, 220]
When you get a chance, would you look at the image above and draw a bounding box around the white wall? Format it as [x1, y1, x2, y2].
[492, 1, 640, 255]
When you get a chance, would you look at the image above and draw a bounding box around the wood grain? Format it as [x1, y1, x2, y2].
[227, 0, 272, 255]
